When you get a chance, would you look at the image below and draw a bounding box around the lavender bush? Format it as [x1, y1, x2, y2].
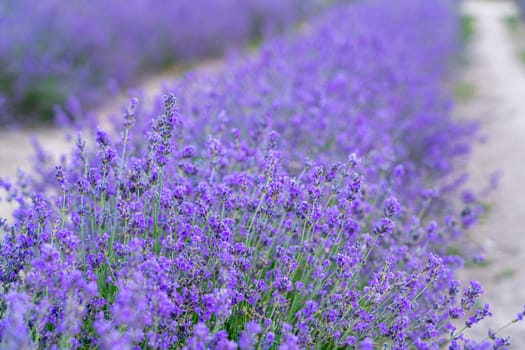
[518, 0, 525, 14]
[0, 0, 522, 348]
[0, 0, 323, 122]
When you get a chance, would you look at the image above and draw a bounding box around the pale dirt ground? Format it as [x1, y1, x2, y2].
[457, 0, 525, 346]
[1, 0, 525, 345]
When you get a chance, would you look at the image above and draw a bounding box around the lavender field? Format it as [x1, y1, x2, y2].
[0, 0, 524, 349]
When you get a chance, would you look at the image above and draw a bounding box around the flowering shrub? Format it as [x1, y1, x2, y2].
[0, 0, 522, 349]
[518, 0, 525, 13]
[0, 0, 321, 122]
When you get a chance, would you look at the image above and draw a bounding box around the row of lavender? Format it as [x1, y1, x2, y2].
[0, 0, 324, 122]
[1, 0, 521, 348]
[518, 0, 525, 16]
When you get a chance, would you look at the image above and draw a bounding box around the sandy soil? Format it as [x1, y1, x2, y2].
[457, 0, 525, 345]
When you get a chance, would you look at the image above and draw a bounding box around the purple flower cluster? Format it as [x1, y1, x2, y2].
[0, 0, 516, 348]
[0, 0, 321, 122]
[518, 1, 525, 15]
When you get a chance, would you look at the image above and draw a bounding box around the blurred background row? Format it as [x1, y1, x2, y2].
[0, 0, 338, 124]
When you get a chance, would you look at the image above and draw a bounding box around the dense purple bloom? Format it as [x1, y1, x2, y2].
[0, 0, 513, 348]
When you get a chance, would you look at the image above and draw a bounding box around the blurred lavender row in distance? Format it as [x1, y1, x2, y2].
[0, 0, 334, 123]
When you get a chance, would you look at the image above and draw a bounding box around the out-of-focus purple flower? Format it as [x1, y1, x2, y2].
[0, 292, 35, 350]
[359, 338, 375, 350]
[238, 322, 262, 350]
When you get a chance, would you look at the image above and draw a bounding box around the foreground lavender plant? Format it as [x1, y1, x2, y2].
[0, 0, 520, 348]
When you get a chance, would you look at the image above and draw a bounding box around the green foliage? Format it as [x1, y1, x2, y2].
[504, 15, 519, 32]
[455, 81, 475, 100]
[519, 50, 525, 64]
[461, 15, 475, 43]
[18, 78, 65, 122]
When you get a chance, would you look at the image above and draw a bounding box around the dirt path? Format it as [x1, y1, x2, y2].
[457, 0, 525, 345]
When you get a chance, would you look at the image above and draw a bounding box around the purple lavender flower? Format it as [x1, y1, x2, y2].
[1, 292, 35, 350]
[238, 322, 262, 350]
[384, 196, 401, 217]
[0, 0, 511, 348]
